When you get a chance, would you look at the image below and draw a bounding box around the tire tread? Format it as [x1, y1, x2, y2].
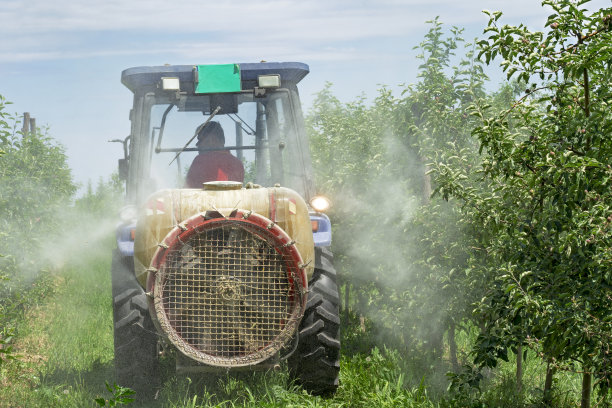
[288, 246, 340, 396]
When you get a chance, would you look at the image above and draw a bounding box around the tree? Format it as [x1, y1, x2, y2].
[434, 1, 612, 405]
[307, 20, 494, 374]
[74, 174, 124, 218]
[0, 96, 77, 282]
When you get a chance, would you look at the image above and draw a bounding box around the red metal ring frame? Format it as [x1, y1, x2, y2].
[146, 209, 307, 367]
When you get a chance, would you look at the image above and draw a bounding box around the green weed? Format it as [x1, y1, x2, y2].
[94, 382, 135, 406]
[0, 327, 17, 368]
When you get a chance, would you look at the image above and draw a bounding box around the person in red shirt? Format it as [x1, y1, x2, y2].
[185, 121, 245, 188]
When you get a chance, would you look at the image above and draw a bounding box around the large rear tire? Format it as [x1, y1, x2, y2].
[288, 246, 340, 396]
[111, 250, 161, 398]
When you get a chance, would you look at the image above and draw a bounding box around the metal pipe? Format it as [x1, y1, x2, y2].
[155, 145, 259, 153]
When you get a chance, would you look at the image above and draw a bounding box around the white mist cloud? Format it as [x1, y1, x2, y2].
[40, 214, 117, 271]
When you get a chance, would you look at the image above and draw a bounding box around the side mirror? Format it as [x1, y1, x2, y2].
[118, 158, 128, 180]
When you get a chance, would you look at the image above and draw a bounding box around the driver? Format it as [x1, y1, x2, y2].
[185, 121, 244, 188]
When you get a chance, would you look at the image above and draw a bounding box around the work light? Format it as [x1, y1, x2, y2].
[161, 77, 180, 91]
[258, 74, 281, 88]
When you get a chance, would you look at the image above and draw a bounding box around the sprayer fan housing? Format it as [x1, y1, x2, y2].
[147, 210, 307, 367]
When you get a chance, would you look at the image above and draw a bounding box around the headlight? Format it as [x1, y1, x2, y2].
[310, 195, 331, 212]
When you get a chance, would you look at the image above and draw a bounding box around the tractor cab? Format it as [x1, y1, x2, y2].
[119, 63, 315, 204]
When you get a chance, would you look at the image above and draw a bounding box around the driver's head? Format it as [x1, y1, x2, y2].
[196, 121, 225, 148]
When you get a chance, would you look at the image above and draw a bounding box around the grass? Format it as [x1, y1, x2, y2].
[441, 325, 590, 407]
[475, 350, 585, 407]
[0, 244, 114, 408]
[0, 235, 595, 407]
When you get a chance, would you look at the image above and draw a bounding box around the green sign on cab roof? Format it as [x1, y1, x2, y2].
[195, 64, 241, 94]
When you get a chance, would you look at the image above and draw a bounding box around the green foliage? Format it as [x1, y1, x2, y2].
[74, 174, 124, 218]
[0, 327, 17, 368]
[432, 0, 612, 402]
[309, 5, 611, 404]
[0, 96, 76, 282]
[94, 382, 135, 406]
[0, 96, 78, 394]
[308, 18, 492, 377]
[0, 95, 10, 325]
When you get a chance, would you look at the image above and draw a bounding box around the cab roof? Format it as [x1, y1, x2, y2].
[121, 62, 309, 94]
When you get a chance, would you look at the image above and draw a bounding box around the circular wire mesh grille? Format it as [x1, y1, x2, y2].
[152, 215, 304, 367]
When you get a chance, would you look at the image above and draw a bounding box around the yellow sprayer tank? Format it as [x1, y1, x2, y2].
[134, 184, 315, 286]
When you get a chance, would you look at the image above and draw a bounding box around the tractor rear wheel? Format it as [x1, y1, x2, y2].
[288, 246, 340, 396]
[111, 250, 161, 398]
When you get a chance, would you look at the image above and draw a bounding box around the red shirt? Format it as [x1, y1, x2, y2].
[185, 151, 245, 188]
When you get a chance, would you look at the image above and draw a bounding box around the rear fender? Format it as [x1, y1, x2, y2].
[116, 222, 136, 257]
[310, 212, 332, 247]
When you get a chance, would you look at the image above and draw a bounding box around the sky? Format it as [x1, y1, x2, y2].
[0, 0, 609, 194]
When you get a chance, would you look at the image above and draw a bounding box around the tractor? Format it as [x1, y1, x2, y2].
[111, 62, 340, 397]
